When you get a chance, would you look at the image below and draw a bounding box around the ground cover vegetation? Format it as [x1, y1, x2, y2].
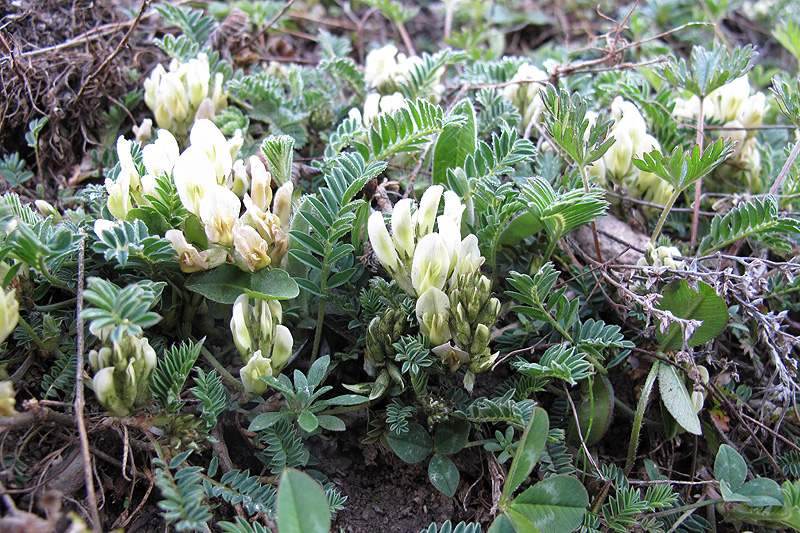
[1, 0, 800, 531]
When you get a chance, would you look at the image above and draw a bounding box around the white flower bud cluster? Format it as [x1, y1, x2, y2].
[88, 329, 157, 417]
[230, 294, 293, 395]
[503, 62, 548, 134]
[592, 97, 674, 207]
[104, 120, 292, 274]
[349, 44, 444, 128]
[636, 242, 685, 271]
[144, 53, 227, 138]
[368, 186, 499, 382]
[673, 76, 766, 192]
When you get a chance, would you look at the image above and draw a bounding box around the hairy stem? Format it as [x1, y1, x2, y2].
[690, 97, 705, 247]
[625, 360, 659, 475]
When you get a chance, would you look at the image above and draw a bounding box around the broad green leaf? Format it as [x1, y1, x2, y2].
[658, 364, 701, 435]
[735, 478, 785, 506]
[507, 476, 589, 533]
[316, 415, 346, 431]
[715, 444, 747, 492]
[502, 407, 549, 502]
[656, 280, 729, 351]
[248, 411, 290, 432]
[276, 469, 331, 533]
[434, 419, 471, 455]
[388, 422, 433, 464]
[298, 411, 319, 432]
[504, 509, 542, 533]
[488, 514, 519, 533]
[567, 374, 614, 447]
[428, 454, 460, 497]
[186, 264, 299, 303]
[433, 98, 476, 185]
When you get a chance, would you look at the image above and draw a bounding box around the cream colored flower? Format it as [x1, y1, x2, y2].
[368, 211, 400, 273]
[451, 234, 485, 282]
[190, 119, 233, 185]
[414, 185, 443, 238]
[391, 199, 415, 262]
[231, 294, 253, 359]
[271, 325, 293, 373]
[416, 287, 451, 346]
[240, 350, 273, 395]
[199, 185, 241, 246]
[165, 229, 209, 273]
[104, 171, 132, 220]
[273, 182, 293, 231]
[411, 233, 450, 295]
[249, 156, 273, 211]
[184, 55, 210, 109]
[142, 129, 179, 177]
[0, 381, 16, 417]
[172, 146, 217, 216]
[234, 226, 271, 272]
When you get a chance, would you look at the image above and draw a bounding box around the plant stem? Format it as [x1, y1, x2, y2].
[579, 162, 604, 262]
[197, 343, 245, 392]
[625, 360, 659, 475]
[646, 497, 723, 520]
[38, 257, 71, 291]
[769, 137, 800, 196]
[311, 244, 333, 364]
[690, 97, 705, 247]
[650, 190, 681, 244]
[17, 316, 44, 349]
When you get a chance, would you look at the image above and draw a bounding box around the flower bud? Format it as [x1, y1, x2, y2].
[240, 350, 273, 396]
[416, 287, 451, 346]
[368, 211, 401, 274]
[35, 200, 61, 223]
[231, 294, 253, 359]
[234, 226, 271, 272]
[273, 182, 293, 231]
[414, 185, 443, 238]
[249, 156, 273, 212]
[391, 199, 415, 262]
[0, 381, 14, 416]
[271, 324, 293, 372]
[0, 289, 19, 344]
[165, 229, 209, 273]
[470, 323, 491, 356]
[411, 233, 450, 295]
[93, 367, 130, 417]
[442, 191, 465, 228]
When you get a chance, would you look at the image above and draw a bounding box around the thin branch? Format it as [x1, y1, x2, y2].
[74, 231, 101, 532]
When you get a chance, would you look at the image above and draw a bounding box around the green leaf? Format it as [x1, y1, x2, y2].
[388, 422, 433, 464]
[316, 415, 346, 432]
[656, 280, 728, 351]
[735, 478, 785, 507]
[276, 469, 331, 533]
[506, 476, 588, 533]
[428, 454, 460, 497]
[502, 407, 549, 502]
[434, 419, 471, 455]
[298, 411, 319, 432]
[248, 411, 290, 432]
[433, 99, 477, 185]
[658, 364, 701, 436]
[715, 444, 747, 492]
[567, 374, 614, 447]
[186, 264, 299, 304]
[488, 514, 519, 533]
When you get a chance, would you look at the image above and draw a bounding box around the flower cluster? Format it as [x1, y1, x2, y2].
[368, 186, 500, 386]
[636, 242, 685, 271]
[674, 76, 766, 192]
[230, 295, 293, 395]
[105, 120, 292, 274]
[503, 62, 548, 134]
[592, 97, 674, 207]
[88, 329, 157, 417]
[144, 53, 227, 138]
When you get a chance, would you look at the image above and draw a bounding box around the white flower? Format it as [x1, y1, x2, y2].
[411, 233, 451, 295]
[0, 381, 16, 417]
[414, 185, 443, 238]
[436, 215, 461, 273]
[172, 146, 217, 216]
[231, 159, 250, 198]
[273, 181, 293, 231]
[165, 229, 210, 273]
[190, 119, 233, 185]
[249, 156, 273, 212]
[271, 325, 293, 372]
[142, 129, 179, 177]
[416, 287, 452, 346]
[104, 171, 132, 220]
[368, 211, 400, 273]
[442, 191, 465, 228]
[156, 72, 189, 127]
[231, 294, 253, 359]
[451, 234, 485, 282]
[116, 137, 142, 197]
[0, 289, 19, 345]
[391, 199, 415, 262]
[365, 44, 400, 89]
[199, 185, 241, 246]
[234, 225, 271, 272]
[184, 54, 211, 109]
[93, 367, 129, 416]
[240, 350, 273, 395]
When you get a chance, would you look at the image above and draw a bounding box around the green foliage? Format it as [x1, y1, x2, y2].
[458, 391, 536, 428]
[539, 85, 615, 167]
[248, 356, 367, 433]
[659, 44, 757, 96]
[386, 398, 417, 433]
[185, 264, 299, 304]
[256, 420, 309, 474]
[207, 468, 277, 516]
[154, 4, 216, 44]
[154, 451, 212, 532]
[513, 345, 593, 386]
[419, 521, 482, 533]
[40, 350, 76, 400]
[151, 338, 204, 414]
[655, 280, 729, 351]
[82, 278, 163, 343]
[398, 49, 466, 101]
[261, 135, 295, 186]
[190, 369, 228, 432]
[276, 468, 332, 533]
[774, 21, 800, 64]
[698, 195, 800, 254]
[0, 154, 34, 187]
[92, 219, 177, 269]
[773, 77, 800, 128]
